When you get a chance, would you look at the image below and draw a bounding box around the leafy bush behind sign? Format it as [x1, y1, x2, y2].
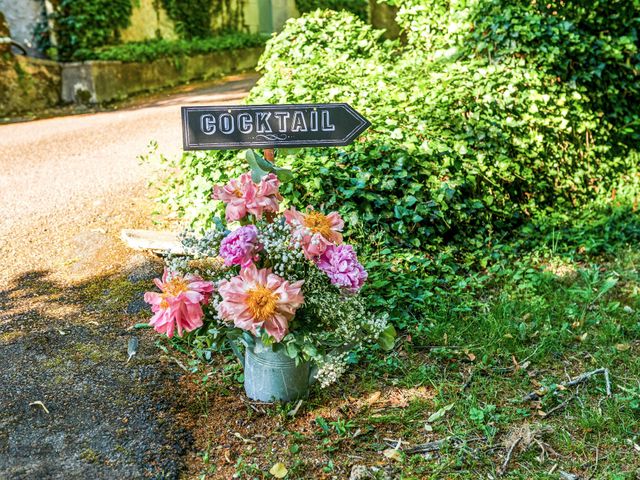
[154, 2, 639, 252]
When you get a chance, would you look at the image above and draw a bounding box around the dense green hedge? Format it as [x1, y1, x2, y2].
[73, 33, 267, 62]
[161, 0, 213, 39]
[155, 3, 639, 249]
[295, 0, 369, 21]
[54, 0, 132, 61]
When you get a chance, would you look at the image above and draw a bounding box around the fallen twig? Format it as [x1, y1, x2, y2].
[497, 437, 522, 476]
[542, 397, 574, 418]
[287, 399, 304, 418]
[405, 439, 446, 454]
[29, 401, 49, 414]
[522, 368, 611, 402]
[170, 356, 190, 372]
[392, 436, 485, 455]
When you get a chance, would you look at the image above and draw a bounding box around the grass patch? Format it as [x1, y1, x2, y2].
[172, 200, 640, 479]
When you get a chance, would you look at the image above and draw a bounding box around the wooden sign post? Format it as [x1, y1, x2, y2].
[181, 103, 370, 151]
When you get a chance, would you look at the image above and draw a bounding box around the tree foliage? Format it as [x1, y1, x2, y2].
[295, 0, 369, 21]
[54, 0, 132, 61]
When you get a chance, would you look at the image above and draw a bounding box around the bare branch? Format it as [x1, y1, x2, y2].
[523, 368, 610, 402]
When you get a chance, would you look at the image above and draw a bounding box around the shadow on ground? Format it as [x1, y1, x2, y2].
[0, 257, 192, 480]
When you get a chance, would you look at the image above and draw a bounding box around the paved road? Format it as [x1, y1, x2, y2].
[0, 73, 258, 284]
[0, 74, 256, 479]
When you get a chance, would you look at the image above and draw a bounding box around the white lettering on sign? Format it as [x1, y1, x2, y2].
[273, 112, 290, 132]
[238, 113, 253, 133]
[198, 109, 338, 136]
[321, 111, 335, 131]
[291, 111, 307, 132]
[219, 113, 235, 134]
[256, 112, 272, 133]
[201, 114, 216, 135]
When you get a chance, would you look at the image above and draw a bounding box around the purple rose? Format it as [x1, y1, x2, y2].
[219, 225, 262, 268]
[317, 244, 368, 292]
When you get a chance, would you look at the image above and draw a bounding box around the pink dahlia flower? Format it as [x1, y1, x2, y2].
[249, 173, 282, 219]
[284, 207, 344, 259]
[144, 269, 214, 338]
[217, 264, 304, 342]
[212, 173, 282, 222]
[219, 225, 262, 268]
[317, 244, 368, 292]
[212, 173, 254, 222]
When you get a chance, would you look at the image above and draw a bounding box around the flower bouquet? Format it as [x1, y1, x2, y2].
[145, 153, 395, 401]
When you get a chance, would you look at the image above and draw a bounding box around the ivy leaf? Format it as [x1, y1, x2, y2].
[377, 324, 396, 351]
[273, 166, 294, 182]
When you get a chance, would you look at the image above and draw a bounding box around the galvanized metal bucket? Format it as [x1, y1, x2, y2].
[231, 337, 316, 402]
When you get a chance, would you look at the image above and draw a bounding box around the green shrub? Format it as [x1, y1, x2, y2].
[73, 33, 267, 62]
[161, 0, 212, 39]
[154, 6, 639, 246]
[295, 0, 369, 21]
[54, 0, 132, 61]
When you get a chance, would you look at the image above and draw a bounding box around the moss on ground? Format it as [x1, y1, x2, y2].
[0, 264, 190, 479]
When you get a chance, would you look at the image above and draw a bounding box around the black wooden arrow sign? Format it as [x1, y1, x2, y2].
[181, 103, 370, 150]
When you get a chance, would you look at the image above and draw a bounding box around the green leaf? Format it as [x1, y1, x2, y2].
[285, 342, 299, 358]
[377, 324, 396, 351]
[427, 403, 455, 423]
[133, 323, 152, 329]
[245, 149, 270, 182]
[274, 167, 294, 182]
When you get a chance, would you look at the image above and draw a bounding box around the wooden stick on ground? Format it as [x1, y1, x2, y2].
[522, 368, 611, 402]
[497, 437, 522, 476]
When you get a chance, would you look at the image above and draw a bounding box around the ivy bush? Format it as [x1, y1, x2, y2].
[54, 0, 132, 61]
[295, 0, 369, 21]
[73, 33, 267, 62]
[154, 4, 639, 245]
[161, 0, 212, 39]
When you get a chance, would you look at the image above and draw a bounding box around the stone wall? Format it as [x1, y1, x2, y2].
[119, 0, 178, 43]
[270, 0, 298, 32]
[0, 54, 61, 117]
[61, 47, 263, 104]
[0, 0, 43, 56]
[0, 0, 299, 59]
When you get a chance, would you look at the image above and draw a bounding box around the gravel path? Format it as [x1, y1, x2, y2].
[0, 73, 257, 479]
